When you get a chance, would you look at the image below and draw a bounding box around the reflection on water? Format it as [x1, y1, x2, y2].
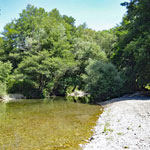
[0, 97, 103, 150]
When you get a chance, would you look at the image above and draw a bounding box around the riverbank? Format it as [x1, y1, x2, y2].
[81, 94, 150, 150]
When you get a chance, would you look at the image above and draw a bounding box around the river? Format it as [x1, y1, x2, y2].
[0, 97, 102, 150]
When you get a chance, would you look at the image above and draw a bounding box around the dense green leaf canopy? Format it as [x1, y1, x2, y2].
[113, 0, 150, 91]
[1, 1, 149, 102]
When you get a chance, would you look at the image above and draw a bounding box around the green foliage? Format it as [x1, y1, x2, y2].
[0, 61, 12, 97]
[8, 79, 41, 98]
[0, 61, 12, 82]
[11, 50, 77, 98]
[0, 82, 7, 97]
[66, 95, 90, 103]
[83, 60, 123, 102]
[0, 38, 5, 61]
[66, 86, 75, 96]
[95, 30, 117, 58]
[3, 2, 148, 102]
[72, 38, 107, 80]
[113, 0, 150, 91]
[72, 38, 107, 62]
[1, 5, 80, 98]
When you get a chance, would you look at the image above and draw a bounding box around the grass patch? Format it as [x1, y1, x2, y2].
[103, 122, 113, 134]
[117, 132, 123, 135]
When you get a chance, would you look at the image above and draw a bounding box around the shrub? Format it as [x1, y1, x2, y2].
[83, 60, 123, 102]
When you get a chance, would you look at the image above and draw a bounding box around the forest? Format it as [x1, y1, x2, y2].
[0, 0, 150, 103]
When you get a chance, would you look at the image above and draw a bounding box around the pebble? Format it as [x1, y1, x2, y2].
[81, 96, 150, 150]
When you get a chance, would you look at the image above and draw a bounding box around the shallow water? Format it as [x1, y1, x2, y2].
[0, 97, 103, 150]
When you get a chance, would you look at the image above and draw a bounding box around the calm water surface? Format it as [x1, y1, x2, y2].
[0, 97, 103, 150]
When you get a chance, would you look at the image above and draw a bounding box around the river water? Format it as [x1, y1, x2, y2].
[0, 97, 102, 150]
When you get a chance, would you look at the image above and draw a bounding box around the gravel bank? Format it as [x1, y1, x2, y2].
[81, 95, 150, 150]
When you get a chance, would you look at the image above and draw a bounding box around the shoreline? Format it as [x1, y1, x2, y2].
[81, 95, 150, 150]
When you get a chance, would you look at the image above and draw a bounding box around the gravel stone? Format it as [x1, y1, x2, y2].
[81, 95, 150, 150]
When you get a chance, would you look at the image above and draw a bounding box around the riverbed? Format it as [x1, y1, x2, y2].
[0, 97, 102, 150]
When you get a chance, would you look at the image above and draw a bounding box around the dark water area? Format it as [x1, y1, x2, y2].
[0, 97, 103, 150]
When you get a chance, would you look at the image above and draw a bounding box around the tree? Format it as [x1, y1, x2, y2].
[113, 0, 150, 91]
[0, 37, 5, 61]
[2, 5, 47, 68]
[1, 4, 125, 101]
[11, 50, 77, 98]
[72, 38, 107, 73]
[95, 30, 117, 58]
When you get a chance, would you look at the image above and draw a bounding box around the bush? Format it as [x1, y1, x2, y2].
[83, 60, 123, 102]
